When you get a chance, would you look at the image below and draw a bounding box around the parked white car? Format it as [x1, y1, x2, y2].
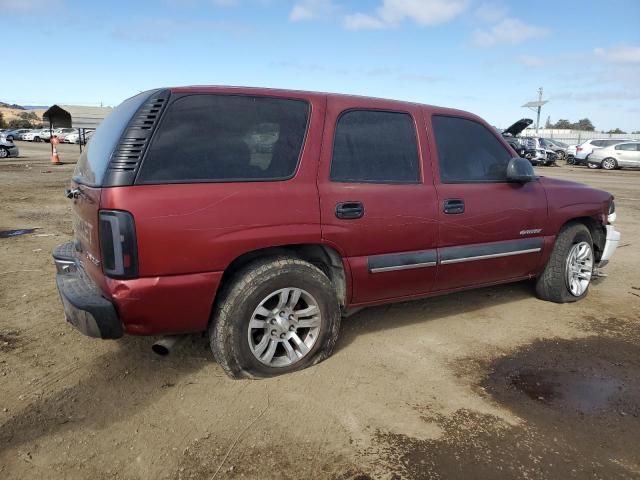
[574, 138, 632, 163]
[586, 142, 640, 170]
[22, 129, 49, 142]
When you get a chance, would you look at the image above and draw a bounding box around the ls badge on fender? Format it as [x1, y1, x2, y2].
[520, 228, 542, 235]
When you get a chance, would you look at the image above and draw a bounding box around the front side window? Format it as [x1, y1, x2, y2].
[330, 110, 420, 183]
[137, 95, 309, 183]
[432, 115, 512, 183]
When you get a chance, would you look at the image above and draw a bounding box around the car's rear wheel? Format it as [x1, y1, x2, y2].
[566, 156, 575, 165]
[210, 257, 340, 379]
[0, 147, 8, 159]
[602, 158, 618, 170]
[535, 223, 594, 303]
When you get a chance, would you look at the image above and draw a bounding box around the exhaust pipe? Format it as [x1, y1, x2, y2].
[152, 335, 187, 356]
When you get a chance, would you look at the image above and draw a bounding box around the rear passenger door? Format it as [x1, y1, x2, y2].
[427, 113, 548, 292]
[318, 98, 438, 304]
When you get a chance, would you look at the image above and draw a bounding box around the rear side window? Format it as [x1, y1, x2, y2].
[432, 115, 511, 183]
[137, 95, 309, 183]
[330, 110, 420, 183]
[74, 91, 152, 186]
[591, 140, 604, 147]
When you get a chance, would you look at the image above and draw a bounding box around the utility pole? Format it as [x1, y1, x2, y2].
[535, 87, 543, 134]
[522, 87, 548, 136]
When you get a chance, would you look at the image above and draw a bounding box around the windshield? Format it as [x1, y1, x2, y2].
[73, 91, 155, 186]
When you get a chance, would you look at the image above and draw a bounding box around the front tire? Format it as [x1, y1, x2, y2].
[210, 257, 341, 379]
[0, 147, 8, 159]
[601, 158, 618, 170]
[535, 223, 594, 303]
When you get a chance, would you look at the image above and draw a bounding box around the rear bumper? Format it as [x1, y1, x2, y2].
[598, 225, 621, 268]
[53, 241, 223, 337]
[53, 243, 123, 339]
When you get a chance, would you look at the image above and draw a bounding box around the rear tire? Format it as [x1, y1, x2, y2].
[535, 223, 594, 303]
[209, 257, 341, 379]
[601, 158, 618, 170]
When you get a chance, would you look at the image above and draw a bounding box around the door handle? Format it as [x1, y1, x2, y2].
[336, 201, 364, 219]
[443, 199, 465, 214]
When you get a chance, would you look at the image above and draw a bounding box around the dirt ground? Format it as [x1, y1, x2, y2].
[1, 142, 639, 480]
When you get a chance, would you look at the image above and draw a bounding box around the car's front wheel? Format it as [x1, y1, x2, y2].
[0, 147, 8, 159]
[210, 257, 341, 379]
[535, 223, 594, 303]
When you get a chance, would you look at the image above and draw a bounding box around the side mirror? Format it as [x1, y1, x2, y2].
[507, 157, 537, 183]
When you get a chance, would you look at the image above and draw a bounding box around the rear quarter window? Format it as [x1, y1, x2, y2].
[74, 91, 153, 186]
[136, 94, 310, 183]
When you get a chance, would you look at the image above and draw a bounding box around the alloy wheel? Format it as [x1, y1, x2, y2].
[248, 287, 322, 367]
[565, 241, 594, 297]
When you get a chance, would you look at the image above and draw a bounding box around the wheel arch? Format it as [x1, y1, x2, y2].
[558, 217, 606, 261]
[217, 243, 349, 311]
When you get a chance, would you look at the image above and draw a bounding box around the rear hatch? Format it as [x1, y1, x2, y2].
[70, 90, 164, 287]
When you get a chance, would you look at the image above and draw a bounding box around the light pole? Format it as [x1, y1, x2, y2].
[522, 87, 548, 136]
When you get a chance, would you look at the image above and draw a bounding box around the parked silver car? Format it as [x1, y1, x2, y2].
[0, 135, 20, 158]
[587, 142, 640, 170]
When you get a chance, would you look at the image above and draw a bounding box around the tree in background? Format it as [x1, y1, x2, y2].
[544, 116, 551, 128]
[574, 118, 595, 131]
[7, 111, 40, 129]
[550, 118, 596, 131]
[8, 119, 33, 128]
[0, 111, 6, 129]
[607, 128, 627, 134]
[552, 119, 572, 129]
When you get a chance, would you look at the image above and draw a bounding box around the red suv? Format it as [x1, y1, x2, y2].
[53, 86, 620, 378]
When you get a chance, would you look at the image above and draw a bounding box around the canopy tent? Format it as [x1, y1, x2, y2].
[42, 105, 112, 129]
[42, 104, 112, 152]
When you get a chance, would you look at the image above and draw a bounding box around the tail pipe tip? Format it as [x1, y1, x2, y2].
[152, 335, 188, 356]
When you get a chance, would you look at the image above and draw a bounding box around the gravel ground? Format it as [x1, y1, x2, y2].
[1, 142, 639, 479]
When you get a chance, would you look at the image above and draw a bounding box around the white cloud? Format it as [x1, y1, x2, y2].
[594, 45, 640, 64]
[517, 55, 546, 67]
[473, 18, 548, 47]
[344, 0, 469, 30]
[0, 0, 61, 10]
[290, 0, 339, 21]
[343, 12, 386, 29]
[474, 2, 508, 22]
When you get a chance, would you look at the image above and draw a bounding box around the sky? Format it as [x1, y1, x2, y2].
[2, 0, 639, 131]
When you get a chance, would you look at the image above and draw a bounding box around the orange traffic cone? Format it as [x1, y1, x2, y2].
[51, 136, 62, 165]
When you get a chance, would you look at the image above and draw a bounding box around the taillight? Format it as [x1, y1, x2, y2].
[99, 210, 138, 279]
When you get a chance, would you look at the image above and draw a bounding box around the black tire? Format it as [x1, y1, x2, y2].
[210, 257, 341, 379]
[566, 156, 575, 165]
[535, 223, 594, 303]
[601, 157, 618, 170]
[0, 147, 8, 159]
